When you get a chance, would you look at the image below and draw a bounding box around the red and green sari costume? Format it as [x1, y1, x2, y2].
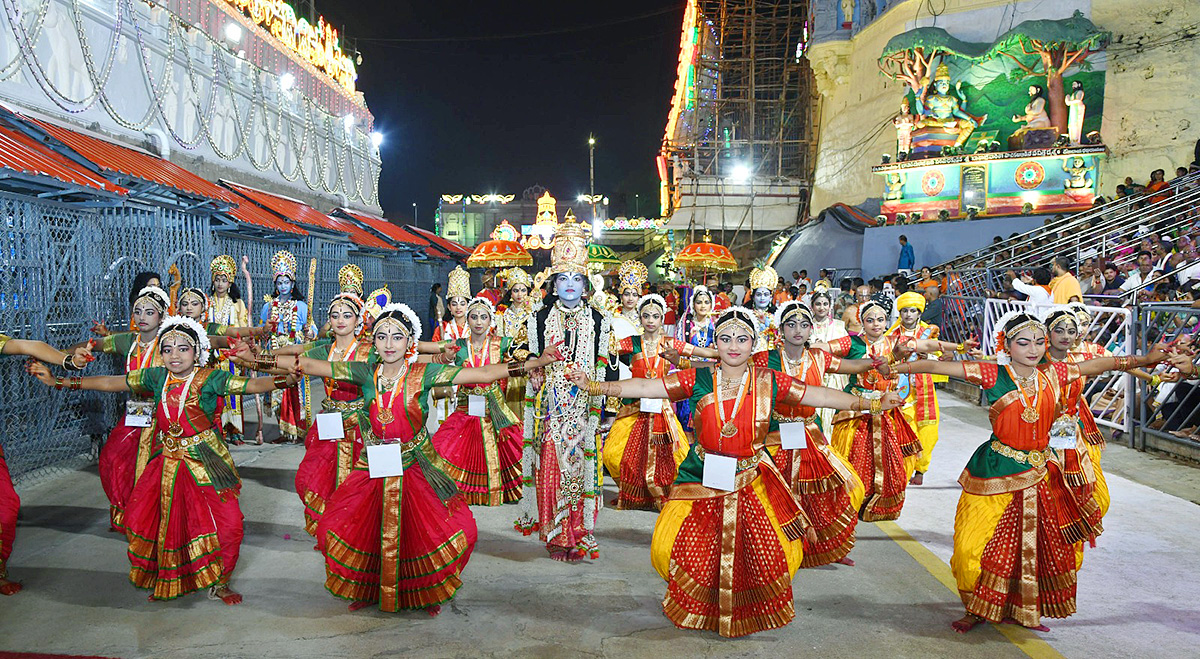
[827, 334, 922, 521]
[431, 336, 525, 506]
[0, 336, 19, 582]
[294, 338, 374, 535]
[755, 348, 865, 567]
[603, 335, 693, 510]
[123, 367, 249, 599]
[651, 366, 813, 637]
[98, 331, 162, 531]
[951, 361, 1103, 627]
[318, 361, 477, 612]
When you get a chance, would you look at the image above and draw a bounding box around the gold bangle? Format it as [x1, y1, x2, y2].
[678, 358, 692, 370]
[586, 380, 605, 397]
[507, 360, 526, 378]
[955, 343, 966, 354]
[1113, 356, 1135, 371]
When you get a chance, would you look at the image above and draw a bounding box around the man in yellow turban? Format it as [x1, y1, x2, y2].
[887, 291, 944, 485]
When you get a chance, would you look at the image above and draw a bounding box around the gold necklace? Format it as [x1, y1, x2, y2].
[715, 367, 750, 438]
[1006, 365, 1041, 424]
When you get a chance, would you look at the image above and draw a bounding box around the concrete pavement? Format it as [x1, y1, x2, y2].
[1, 393, 1197, 658]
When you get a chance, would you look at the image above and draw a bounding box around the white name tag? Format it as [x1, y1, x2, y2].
[1048, 434, 1076, 451]
[702, 452, 737, 492]
[779, 422, 808, 450]
[366, 444, 404, 478]
[640, 398, 663, 413]
[316, 412, 344, 440]
[124, 400, 153, 427]
[468, 395, 486, 417]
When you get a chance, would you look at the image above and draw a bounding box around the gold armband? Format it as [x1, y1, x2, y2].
[586, 380, 606, 397]
[432, 385, 454, 400]
[955, 343, 967, 354]
[1113, 356, 1136, 371]
[254, 354, 278, 371]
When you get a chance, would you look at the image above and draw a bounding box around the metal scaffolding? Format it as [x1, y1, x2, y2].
[661, 0, 817, 212]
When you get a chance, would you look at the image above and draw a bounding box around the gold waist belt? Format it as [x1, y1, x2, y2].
[161, 428, 219, 453]
[693, 443, 761, 472]
[323, 398, 365, 413]
[990, 440, 1049, 468]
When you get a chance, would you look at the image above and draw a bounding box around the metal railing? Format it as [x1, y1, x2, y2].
[917, 170, 1200, 282]
[0, 193, 458, 483]
[1135, 303, 1200, 456]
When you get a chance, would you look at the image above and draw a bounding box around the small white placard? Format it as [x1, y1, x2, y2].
[124, 413, 151, 427]
[779, 422, 808, 450]
[468, 395, 486, 417]
[316, 412, 344, 440]
[702, 452, 737, 492]
[366, 444, 404, 478]
[124, 401, 152, 427]
[640, 398, 663, 413]
[1048, 434, 1076, 451]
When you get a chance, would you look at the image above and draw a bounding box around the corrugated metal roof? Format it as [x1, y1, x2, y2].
[24, 117, 304, 235]
[407, 224, 471, 256]
[333, 208, 429, 247]
[224, 182, 395, 251]
[0, 123, 126, 195]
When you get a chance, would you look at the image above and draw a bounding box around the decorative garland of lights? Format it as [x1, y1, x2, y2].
[0, 0, 380, 206]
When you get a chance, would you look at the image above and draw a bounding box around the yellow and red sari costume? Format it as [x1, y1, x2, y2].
[262, 297, 310, 441]
[123, 367, 249, 599]
[1072, 341, 1111, 517]
[318, 361, 477, 612]
[651, 366, 812, 637]
[888, 320, 943, 475]
[755, 348, 865, 567]
[294, 338, 374, 535]
[431, 336, 525, 506]
[827, 334, 922, 521]
[98, 331, 162, 531]
[603, 335, 693, 510]
[951, 361, 1102, 627]
[207, 295, 249, 442]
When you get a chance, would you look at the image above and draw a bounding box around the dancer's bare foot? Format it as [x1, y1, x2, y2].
[1002, 617, 1049, 632]
[835, 556, 856, 566]
[426, 604, 441, 617]
[254, 429, 265, 445]
[910, 471, 924, 486]
[0, 577, 22, 595]
[349, 600, 375, 611]
[548, 547, 571, 562]
[952, 613, 984, 633]
[212, 586, 242, 605]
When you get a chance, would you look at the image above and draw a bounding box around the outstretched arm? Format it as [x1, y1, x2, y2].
[831, 357, 885, 375]
[452, 346, 561, 386]
[26, 361, 127, 391]
[893, 359, 972, 378]
[3, 338, 92, 369]
[799, 384, 903, 412]
[568, 371, 670, 400]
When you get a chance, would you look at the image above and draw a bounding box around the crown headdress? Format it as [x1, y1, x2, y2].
[270, 250, 297, 280]
[210, 255, 236, 279]
[338, 264, 364, 296]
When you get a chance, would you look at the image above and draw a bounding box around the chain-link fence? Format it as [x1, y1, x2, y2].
[1136, 303, 1200, 459]
[0, 192, 459, 483]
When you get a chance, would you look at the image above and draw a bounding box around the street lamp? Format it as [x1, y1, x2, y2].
[635, 193, 640, 217]
[587, 134, 596, 222]
[412, 202, 418, 224]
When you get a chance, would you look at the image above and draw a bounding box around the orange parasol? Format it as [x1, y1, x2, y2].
[466, 220, 533, 268]
[674, 231, 737, 274]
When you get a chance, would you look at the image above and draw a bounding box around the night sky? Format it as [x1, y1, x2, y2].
[322, 1, 685, 228]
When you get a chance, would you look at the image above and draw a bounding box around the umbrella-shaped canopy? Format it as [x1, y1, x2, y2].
[587, 243, 621, 265]
[466, 220, 533, 268]
[675, 232, 737, 273]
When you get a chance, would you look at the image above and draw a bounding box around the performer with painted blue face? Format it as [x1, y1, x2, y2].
[260, 250, 315, 443]
[748, 264, 780, 352]
[514, 216, 618, 563]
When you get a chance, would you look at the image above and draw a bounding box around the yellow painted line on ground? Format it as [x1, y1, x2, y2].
[874, 520, 1066, 659]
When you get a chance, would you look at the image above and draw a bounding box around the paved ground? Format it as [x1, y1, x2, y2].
[1, 393, 1198, 658]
